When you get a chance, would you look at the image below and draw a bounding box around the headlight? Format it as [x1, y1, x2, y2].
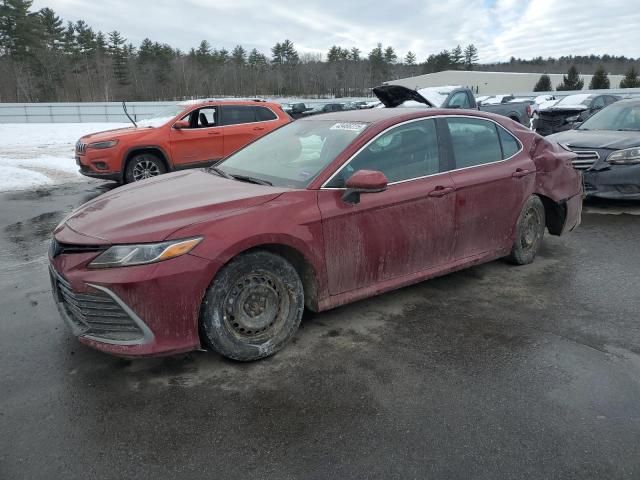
[565, 115, 580, 122]
[88, 140, 119, 149]
[89, 237, 202, 268]
[607, 147, 640, 165]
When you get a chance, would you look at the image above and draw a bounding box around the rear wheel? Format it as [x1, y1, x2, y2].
[200, 251, 304, 361]
[124, 153, 166, 183]
[507, 195, 545, 265]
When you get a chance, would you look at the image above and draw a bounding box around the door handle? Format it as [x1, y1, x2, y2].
[428, 186, 455, 197]
[512, 168, 531, 178]
[208, 131, 221, 136]
[253, 126, 265, 131]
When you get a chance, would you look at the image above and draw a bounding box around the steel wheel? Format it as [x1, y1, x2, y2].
[223, 271, 290, 340]
[520, 208, 543, 251]
[507, 195, 546, 265]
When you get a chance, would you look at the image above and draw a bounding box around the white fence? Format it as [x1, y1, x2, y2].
[0, 102, 178, 123]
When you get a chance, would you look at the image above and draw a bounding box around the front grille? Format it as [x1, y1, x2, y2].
[50, 269, 144, 342]
[49, 239, 107, 258]
[570, 150, 599, 170]
[539, 115, 565, 129]
[75, 141, 87, 154]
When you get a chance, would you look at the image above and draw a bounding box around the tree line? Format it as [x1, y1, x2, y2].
[1, 0, 639, 102]
[532, 65, 640, 92]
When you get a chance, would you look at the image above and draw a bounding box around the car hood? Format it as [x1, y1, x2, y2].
[548, 129, 640, 150]
[80, 126, 159, 142]
[373, 85, 435, 108]
[55, 170, 289, 244]
[541, 105, 588, 113]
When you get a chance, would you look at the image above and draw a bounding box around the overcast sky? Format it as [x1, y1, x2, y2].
[32, 0, 640, 63]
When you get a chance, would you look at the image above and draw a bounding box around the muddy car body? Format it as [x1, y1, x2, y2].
[50, 108, 582, 361]
[548, 99, 640, 199]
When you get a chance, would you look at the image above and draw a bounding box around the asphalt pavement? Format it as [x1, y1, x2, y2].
[1, 181, 640, 479]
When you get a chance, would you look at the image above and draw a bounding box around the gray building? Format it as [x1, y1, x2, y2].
[384, 70, 626, 95]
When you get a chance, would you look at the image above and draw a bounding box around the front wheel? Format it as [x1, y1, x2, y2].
[124, 153, 166, 183]
[507, 195, 545, 265]
[200, 251, 304, 361]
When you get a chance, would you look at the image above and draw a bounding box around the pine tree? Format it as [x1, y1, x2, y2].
[463, 44, 479, 70]
[620, 66, 640, 88]
[280, 39, 298, 64]
[557, 65, 584, 91]
[404, 51, 416, 65]
[0, 0, 40, 58]
[108, 30, 129, 85]
[38, 7, 64, 50]
[589, 65, 610, 89]
[383, 46, 397, 64]
[231, 45, 246, 65]
[348, 47, 360, 62]
[247, 48, 267, 67]
[450, 44, 463, 68]
[533, 74, 552, 92]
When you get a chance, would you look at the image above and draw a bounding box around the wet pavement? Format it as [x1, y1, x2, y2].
[1, 182, 640, 479]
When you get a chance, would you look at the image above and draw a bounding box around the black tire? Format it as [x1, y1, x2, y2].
[507, 195, 546, 265]
[200, 251, 304, 361]
[124, 153, 166, 183]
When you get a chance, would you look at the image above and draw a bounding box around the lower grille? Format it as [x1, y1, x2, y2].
[50, 269, 145, 342]
[570, 150, 599, 170]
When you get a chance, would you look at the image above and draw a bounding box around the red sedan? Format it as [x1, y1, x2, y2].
[49, 108, 583, 361]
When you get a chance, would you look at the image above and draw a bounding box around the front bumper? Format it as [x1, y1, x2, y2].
[76, 152, 122, 182]
[583, 164, 640, 200]
[49, 248, 217, 357]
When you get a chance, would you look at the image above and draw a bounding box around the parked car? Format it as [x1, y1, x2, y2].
[376, 84, 531, 125]
[547, 98, 640, 199]
[74, 99, 291, 184]
[288, 102, 313, 119]
[50, 108, 582, 360]
[302, 103, 347, 117]
[536, 93, 621, 136]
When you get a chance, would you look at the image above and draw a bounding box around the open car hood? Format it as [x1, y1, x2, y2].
[373, 85, 435, 108]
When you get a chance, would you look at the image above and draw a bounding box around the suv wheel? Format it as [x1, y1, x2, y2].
[124, 153, 166, 183]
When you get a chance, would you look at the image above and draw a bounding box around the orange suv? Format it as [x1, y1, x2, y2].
[75, 100, 291, 183]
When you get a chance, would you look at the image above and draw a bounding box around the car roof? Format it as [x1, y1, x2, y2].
[182, 99, 281, 108]
[297, 107, 509, 125]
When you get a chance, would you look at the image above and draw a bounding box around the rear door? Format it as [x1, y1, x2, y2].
[220, 105, 280, 156]
[168, 106, 225, 167]
[442, 116, 535, 260]
[318, 118, 456, 295]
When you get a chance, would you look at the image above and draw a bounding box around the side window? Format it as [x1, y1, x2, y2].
[196, 107, 216, 128]
[222, 106, 256, 126]
[255, 106, 277, 122]
[497, 125, 521, 158]
[447, 118, 502, 168]
[448, 92, 471, 109]
[592, 96, 605, 109]
[327, 119, 440, 187]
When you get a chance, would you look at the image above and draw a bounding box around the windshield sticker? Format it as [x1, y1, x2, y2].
[330, 122, 368, 132]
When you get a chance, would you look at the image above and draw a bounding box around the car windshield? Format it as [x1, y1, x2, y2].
[555, 94, 592, 107]
[217, 119, 370, 188]
[136, 104, 184, 127]
[579, 102, 640, 131]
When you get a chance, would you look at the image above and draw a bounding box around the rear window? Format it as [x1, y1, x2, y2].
[497, 126, 520, 158]
[447, 118, 502, 168]
[222, 106, 256, 125]
[255, 106, 277, 121]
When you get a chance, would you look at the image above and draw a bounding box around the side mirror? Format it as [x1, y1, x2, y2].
[342, 170, 388, 204]
[173, 119, 190, 129]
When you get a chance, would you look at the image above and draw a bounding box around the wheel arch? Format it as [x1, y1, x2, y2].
[123, 146, 172, 176]
[534, 193, 566, 236]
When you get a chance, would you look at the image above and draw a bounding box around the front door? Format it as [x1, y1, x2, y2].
[169, 106, 225, 167]
[442, 117, 536, 259]
[318, 118, 456, 295]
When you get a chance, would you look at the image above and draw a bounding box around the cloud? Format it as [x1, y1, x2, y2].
[32, 0, 639, 63]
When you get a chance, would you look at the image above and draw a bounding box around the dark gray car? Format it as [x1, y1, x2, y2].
[536, 94, 621, 136]
[548, 99, 640, 199]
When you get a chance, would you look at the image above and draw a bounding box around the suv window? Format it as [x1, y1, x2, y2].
[186, 107, 217, 128]
[448, 92, 471, 109]
[497, 125, 520, 158]
[255, 106, 277, 121]
[592, 96, 606, 109]
[327, 119, 440, 186]
[447, 118, 502, 168]
[222, 106, 256, 126]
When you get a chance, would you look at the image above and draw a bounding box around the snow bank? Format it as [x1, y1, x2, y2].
[0, 122, 128, 192]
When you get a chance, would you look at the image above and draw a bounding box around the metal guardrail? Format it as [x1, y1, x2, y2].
[0, 98, 373, 123]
